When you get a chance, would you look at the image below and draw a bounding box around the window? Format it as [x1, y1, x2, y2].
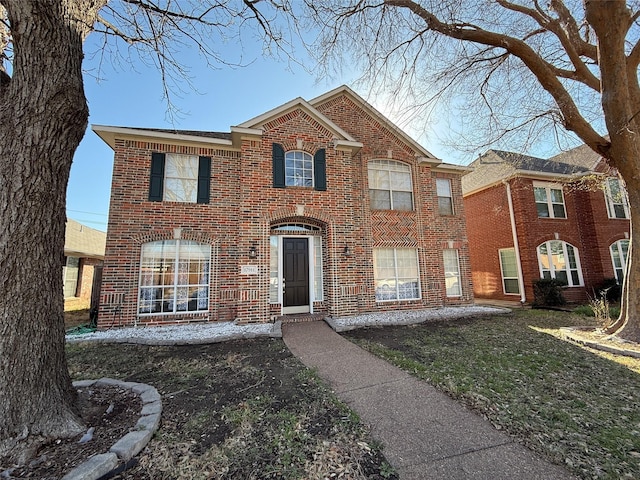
[436, 178, 454, 215]
[605, 178, 629, 219]
[138, 240, 211, 314]
[443, 249, 462, 297]
[610, 239, 629, 284]
[533, 182, 566, 218]
[272, 144, 326, 190]
[148, 153, 211, 203]
[373, 248, 420, 301]
[499, 248, 520, 295]
[368, 160, 413, 211]
[285, 151, 313, 187]
[63, 256, 80, 298]
[537, 240, 582, 286]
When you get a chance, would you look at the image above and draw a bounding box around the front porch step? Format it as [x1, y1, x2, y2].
[277, 313, 326, 324]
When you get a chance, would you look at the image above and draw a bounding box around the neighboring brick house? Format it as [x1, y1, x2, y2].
[462, 147, 630, 304]
[92, 85, 472, 328]
[64, 218, 106, 310]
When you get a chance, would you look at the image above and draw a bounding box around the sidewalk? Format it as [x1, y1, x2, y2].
[282, 321, 575, 480]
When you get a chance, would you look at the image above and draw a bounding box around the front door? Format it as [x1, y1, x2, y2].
[283, 237, 310, 313]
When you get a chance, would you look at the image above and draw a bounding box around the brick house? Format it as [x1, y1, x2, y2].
[93, 85, 472, 328]
[64, 218, 106, 311]
[462, 147, 630, 304]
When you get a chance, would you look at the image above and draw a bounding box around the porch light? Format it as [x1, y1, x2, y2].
[249, 245, 257, 258]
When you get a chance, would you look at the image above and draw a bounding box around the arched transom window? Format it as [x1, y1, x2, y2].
[610, 239, 629, 284]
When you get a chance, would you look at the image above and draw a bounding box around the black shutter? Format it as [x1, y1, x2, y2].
[149, 153, 165, 201]
[314, 148, 327, 191]
[272, 143, 285, 188]
[197, 156, 211, 204]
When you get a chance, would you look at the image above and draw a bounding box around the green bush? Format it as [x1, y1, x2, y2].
[533, 278, 566, 306]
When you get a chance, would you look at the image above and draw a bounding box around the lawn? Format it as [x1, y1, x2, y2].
[345, 309, 640, 480]
[65, 338, 396, 479]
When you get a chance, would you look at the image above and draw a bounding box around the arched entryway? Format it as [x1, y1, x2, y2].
[269, 220, 325, 315]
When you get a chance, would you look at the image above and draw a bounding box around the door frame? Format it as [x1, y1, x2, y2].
[276, 235, 316, 315]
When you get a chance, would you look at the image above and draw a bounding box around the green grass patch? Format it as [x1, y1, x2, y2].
[345, 310, 640, 480]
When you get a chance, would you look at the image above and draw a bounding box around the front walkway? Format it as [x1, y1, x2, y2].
[282, 321, 575, 480]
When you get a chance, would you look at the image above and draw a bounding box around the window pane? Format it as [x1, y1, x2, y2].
[555, 270, 568, 285]
[443, 249, 461, 297]
[164, 154, 198, 203]
[438, 197, 453, 215]
[285, 151, 313, 187]
[373, 248, 419, 301]
[536, 203, 550, 217]
[613, 205, 626, 218]
[534, 187, 548, 202]
[390, 171, 412, 191]
[552, 203, 566, 218]
[314, 236, 323, 301]
[436, 179, 451, 197]
[500, 250, 518, 277]
[370, 189, 391, 209]
[392, 191, 413, 210]
[504, 279, 520, 294]
[550, 188, 563, 203]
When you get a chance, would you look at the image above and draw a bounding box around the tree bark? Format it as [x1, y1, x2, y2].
[0, 0, 101, 460]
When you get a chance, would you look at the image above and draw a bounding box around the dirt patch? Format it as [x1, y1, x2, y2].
[62, 337, 396, 479]
[0, 385, 141, 479]
[64, 309, 91, 330]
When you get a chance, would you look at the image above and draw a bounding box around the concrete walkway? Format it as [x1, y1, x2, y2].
[282, 321, 575, 480]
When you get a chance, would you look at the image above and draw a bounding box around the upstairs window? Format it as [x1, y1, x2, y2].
[149, 153, 211, 204]
[436, 178, 454, 215]
[537, 240, 583, 286]
[533, 182, 566, 218]
[368, 160, 413, 211]
[605, 177, 630, 219]
[272, 144, 326, 190]
[610, 239, 629, 284]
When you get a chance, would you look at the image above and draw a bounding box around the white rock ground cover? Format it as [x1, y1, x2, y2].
[66, 306, 509, 344]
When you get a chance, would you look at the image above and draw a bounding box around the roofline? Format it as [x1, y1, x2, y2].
[462, 169, 595, 197]
[92, 125, 235, 150]
[309, 85, 440, 162]
[432, 163, 472, 173]
[236, 97, 358, 142]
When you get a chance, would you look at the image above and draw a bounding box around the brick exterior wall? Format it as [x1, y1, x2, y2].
[64, 257, 102, 311]
[464, 177, 630, 303]
[98, 91, 472, 328]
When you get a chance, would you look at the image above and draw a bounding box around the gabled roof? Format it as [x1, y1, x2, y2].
[462, 149, 590, 196]
[65, 218, 106, 259]
[92, 125, 233, 150]
[309, 85, 440, 163]
[549, 143, 601, 170]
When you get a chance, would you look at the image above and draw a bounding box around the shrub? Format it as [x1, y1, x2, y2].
[533, 278, 566, 306]
[595, 278, 622, 303]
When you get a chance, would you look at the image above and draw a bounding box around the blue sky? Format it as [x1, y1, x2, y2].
[67, 29, 472, 232]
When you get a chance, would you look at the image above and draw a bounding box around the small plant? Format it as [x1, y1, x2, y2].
[533, 278, 566, 306]
[596, 278, 622, 303]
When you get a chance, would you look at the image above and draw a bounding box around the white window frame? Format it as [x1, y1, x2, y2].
[443, 249, 462, 297]
[436, 178, 454, 215]
[373, 248, 421, 302]
[368, 160, 414, 211]
[537, 240, 583, 287]
[499, 248, 520, 295]
[138, 239, 211, 315]
[610, 239, 629, 284]
[285, 151, 314, 187]
[533, 182, 566, 219]
[604, 177, 630, 219]
[63, 256, 80, 298]
[164, 153, 199, 203]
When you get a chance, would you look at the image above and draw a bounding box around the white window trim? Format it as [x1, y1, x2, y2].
[368, 159, 414, 211]
[443, 249, 462, 297]
[164, 153, 199, 203]
[604, 177, 630, 219]
[533, 181, 566, 219]
[610, 239, 629, 284]
[498, 248, 520, 296]
[537, 240, 584, 287]
[285, 150, 314, 188]
[436, 178, 454, 215]
[138, 239, 211, 315]
[374, 248, 421, 302]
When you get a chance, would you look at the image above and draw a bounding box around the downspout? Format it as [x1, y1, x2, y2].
[503, 179, 526, 303]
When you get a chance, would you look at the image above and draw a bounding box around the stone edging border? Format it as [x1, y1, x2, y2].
[61, 378, 162, 480]
[560, 327, 640, 359]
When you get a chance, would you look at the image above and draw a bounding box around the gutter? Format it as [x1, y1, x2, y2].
[503, 179, 526, 303]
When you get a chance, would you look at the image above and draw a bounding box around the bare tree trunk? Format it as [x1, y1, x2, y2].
[0, 0, 99, 460]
